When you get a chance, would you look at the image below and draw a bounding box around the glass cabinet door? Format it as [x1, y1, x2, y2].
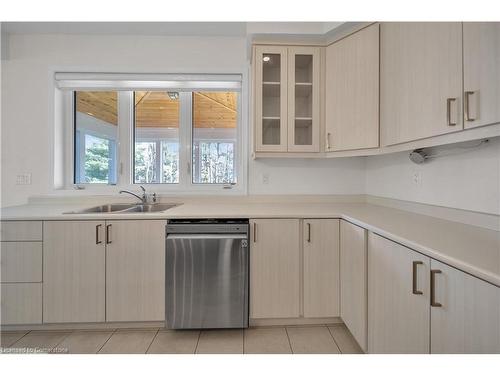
[287, 47, 320, 152]
[255, 46, 288, 152]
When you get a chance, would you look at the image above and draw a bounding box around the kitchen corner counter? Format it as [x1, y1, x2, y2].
[1, 200, 499, 287]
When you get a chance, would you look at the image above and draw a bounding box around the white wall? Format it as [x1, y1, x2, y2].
[1, 33, 366, 206]
[365, 138, 500, 215]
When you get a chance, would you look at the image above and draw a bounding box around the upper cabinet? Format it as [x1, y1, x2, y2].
[325, 24, 380, 151]
[463, 23, 500, 129]
[254, 45, 320, 153]
[380, 22, 463, 146]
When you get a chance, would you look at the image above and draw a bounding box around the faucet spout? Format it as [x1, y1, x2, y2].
[119, 190, 146, 204]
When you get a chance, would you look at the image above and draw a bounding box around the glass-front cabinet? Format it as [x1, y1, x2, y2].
[254, 45, 320, 153]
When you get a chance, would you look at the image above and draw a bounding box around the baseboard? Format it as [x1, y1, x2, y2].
[249, 317, 343, 327]
[1, 321, 165, 332]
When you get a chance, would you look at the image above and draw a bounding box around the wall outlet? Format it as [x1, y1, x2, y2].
[412, 171, 422, 187]
[16, 173, 32, 185]
[262, 173, 270, 185]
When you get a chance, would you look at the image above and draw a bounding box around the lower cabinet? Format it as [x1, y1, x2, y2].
[106, 220, 165, 322]
[368, 232, 430, 353]
[1, 283, 42, 325]
[430, 259, 500, 354]
[368, 232, 500, 354]
[249, 218, 340, 320]
[43, 219, 166, 324]
[43, 221, 106, 323]
[250, 219, 301, 319]
[303, 219, 340, 317]
[340, 220, 368, 352]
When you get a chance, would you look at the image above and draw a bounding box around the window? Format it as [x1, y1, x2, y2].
[60, 73, 243, 192]
[134, 91, 180, 184]
[192, 92, 237, 184]
[74, 91, 118, 184]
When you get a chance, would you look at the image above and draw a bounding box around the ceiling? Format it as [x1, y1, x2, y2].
[1, 22, 341, 37]
[76, 91, 237, 128]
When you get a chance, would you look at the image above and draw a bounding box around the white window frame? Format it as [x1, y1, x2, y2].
[60, 74, 246, 195]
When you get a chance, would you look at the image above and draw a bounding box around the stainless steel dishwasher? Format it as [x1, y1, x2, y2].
[165, 219, 249, 329]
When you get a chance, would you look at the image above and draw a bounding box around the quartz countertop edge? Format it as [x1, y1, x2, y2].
[1, 201, 499, 287]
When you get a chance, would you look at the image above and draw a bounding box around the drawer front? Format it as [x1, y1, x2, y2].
[1, 242, 43, 282]
[0, 221, 42, 241]
[1, 283, 42, 325]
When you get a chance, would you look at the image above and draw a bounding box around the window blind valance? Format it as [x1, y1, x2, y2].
[54, 73, 242, 91]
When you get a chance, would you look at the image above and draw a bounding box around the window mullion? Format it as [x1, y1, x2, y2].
[118, 91, 133, 186]
[178, 92, 192, 189]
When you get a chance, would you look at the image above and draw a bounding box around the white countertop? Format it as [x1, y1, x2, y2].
[2, 200, 499, 287]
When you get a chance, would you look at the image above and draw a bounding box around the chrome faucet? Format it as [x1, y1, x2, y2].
[119, 186, 148, 204]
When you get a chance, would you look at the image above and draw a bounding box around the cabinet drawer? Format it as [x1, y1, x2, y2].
[0, 221, 42, 241]
[1, 242, 43, 282]
[1, 283, 42, 325]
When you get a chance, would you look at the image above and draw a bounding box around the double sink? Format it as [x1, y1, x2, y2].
[65, 203, 180, 214]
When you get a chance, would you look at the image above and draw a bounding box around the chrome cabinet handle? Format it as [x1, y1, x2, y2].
[430, 269, 442, 307]
[465, 91, 476, 122]
[253, 222, 257, 243]
[446, 98, 457, 126]
[306, 222, 311, 243]
[412, 261, 423, 295]
[96, 224, 102, 244]
[106, 224, 112, 244]
[326, 132, 332, 150]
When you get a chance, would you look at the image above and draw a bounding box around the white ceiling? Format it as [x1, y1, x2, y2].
[1, 22, 342, 37]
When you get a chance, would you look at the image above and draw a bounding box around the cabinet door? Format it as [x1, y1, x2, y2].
[287, 47, 321, 152]
[43, 221, 106, 323]
[430, 259, 500, 353]
[463, 22, 500, 129]
[254, 46, 288, 152]
[368, 233, 430, 353]
[250, 219, 300, 319]
[303, 219, 339, 317]
[106, 220, 166, 322]
[326, 24, 379, 152]
[340, 220, 367, 352]
[380, 22, 463, 146]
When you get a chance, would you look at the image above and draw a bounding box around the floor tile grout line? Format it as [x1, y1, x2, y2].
[194, 330, 201, 354]
[327, 326, 343, 354]
[6, 330, 32, 348]
[284, 326, 294, 354]
[50, 330, 74, 353]
[145, 329, 160, 354]
[96, 328, 117, 354]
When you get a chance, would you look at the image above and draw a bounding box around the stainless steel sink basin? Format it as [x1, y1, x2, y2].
[65, 203, 180, 214]
[119, 203, 179, 213]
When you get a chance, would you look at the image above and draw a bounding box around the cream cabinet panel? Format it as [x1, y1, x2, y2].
[0, 242, 42, 282]
[0, 221, 42, 241]
[381, 22, 463, 146]
[368, 233, 430, 353]
[463, 22, 500, 129]
[430, 259, 500, 353]
[106, 220, 166, 322]
[287, 47, 321, 152]
[43, 221, 106, 323]
[1, 283, 42, 325]
[340, 220, 367, 352]
[250, 219, 300, 319]
[303, 219, 339, 318]
[326, 24, 379, 151]
[254, 46, 288, 152]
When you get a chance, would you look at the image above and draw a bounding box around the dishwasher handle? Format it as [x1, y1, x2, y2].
[166, 233, 248, 240]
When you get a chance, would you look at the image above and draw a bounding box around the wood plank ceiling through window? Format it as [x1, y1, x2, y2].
[76, 91, 237, 128]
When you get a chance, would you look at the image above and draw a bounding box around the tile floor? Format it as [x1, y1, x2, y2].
[0, 323, 363, 354]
